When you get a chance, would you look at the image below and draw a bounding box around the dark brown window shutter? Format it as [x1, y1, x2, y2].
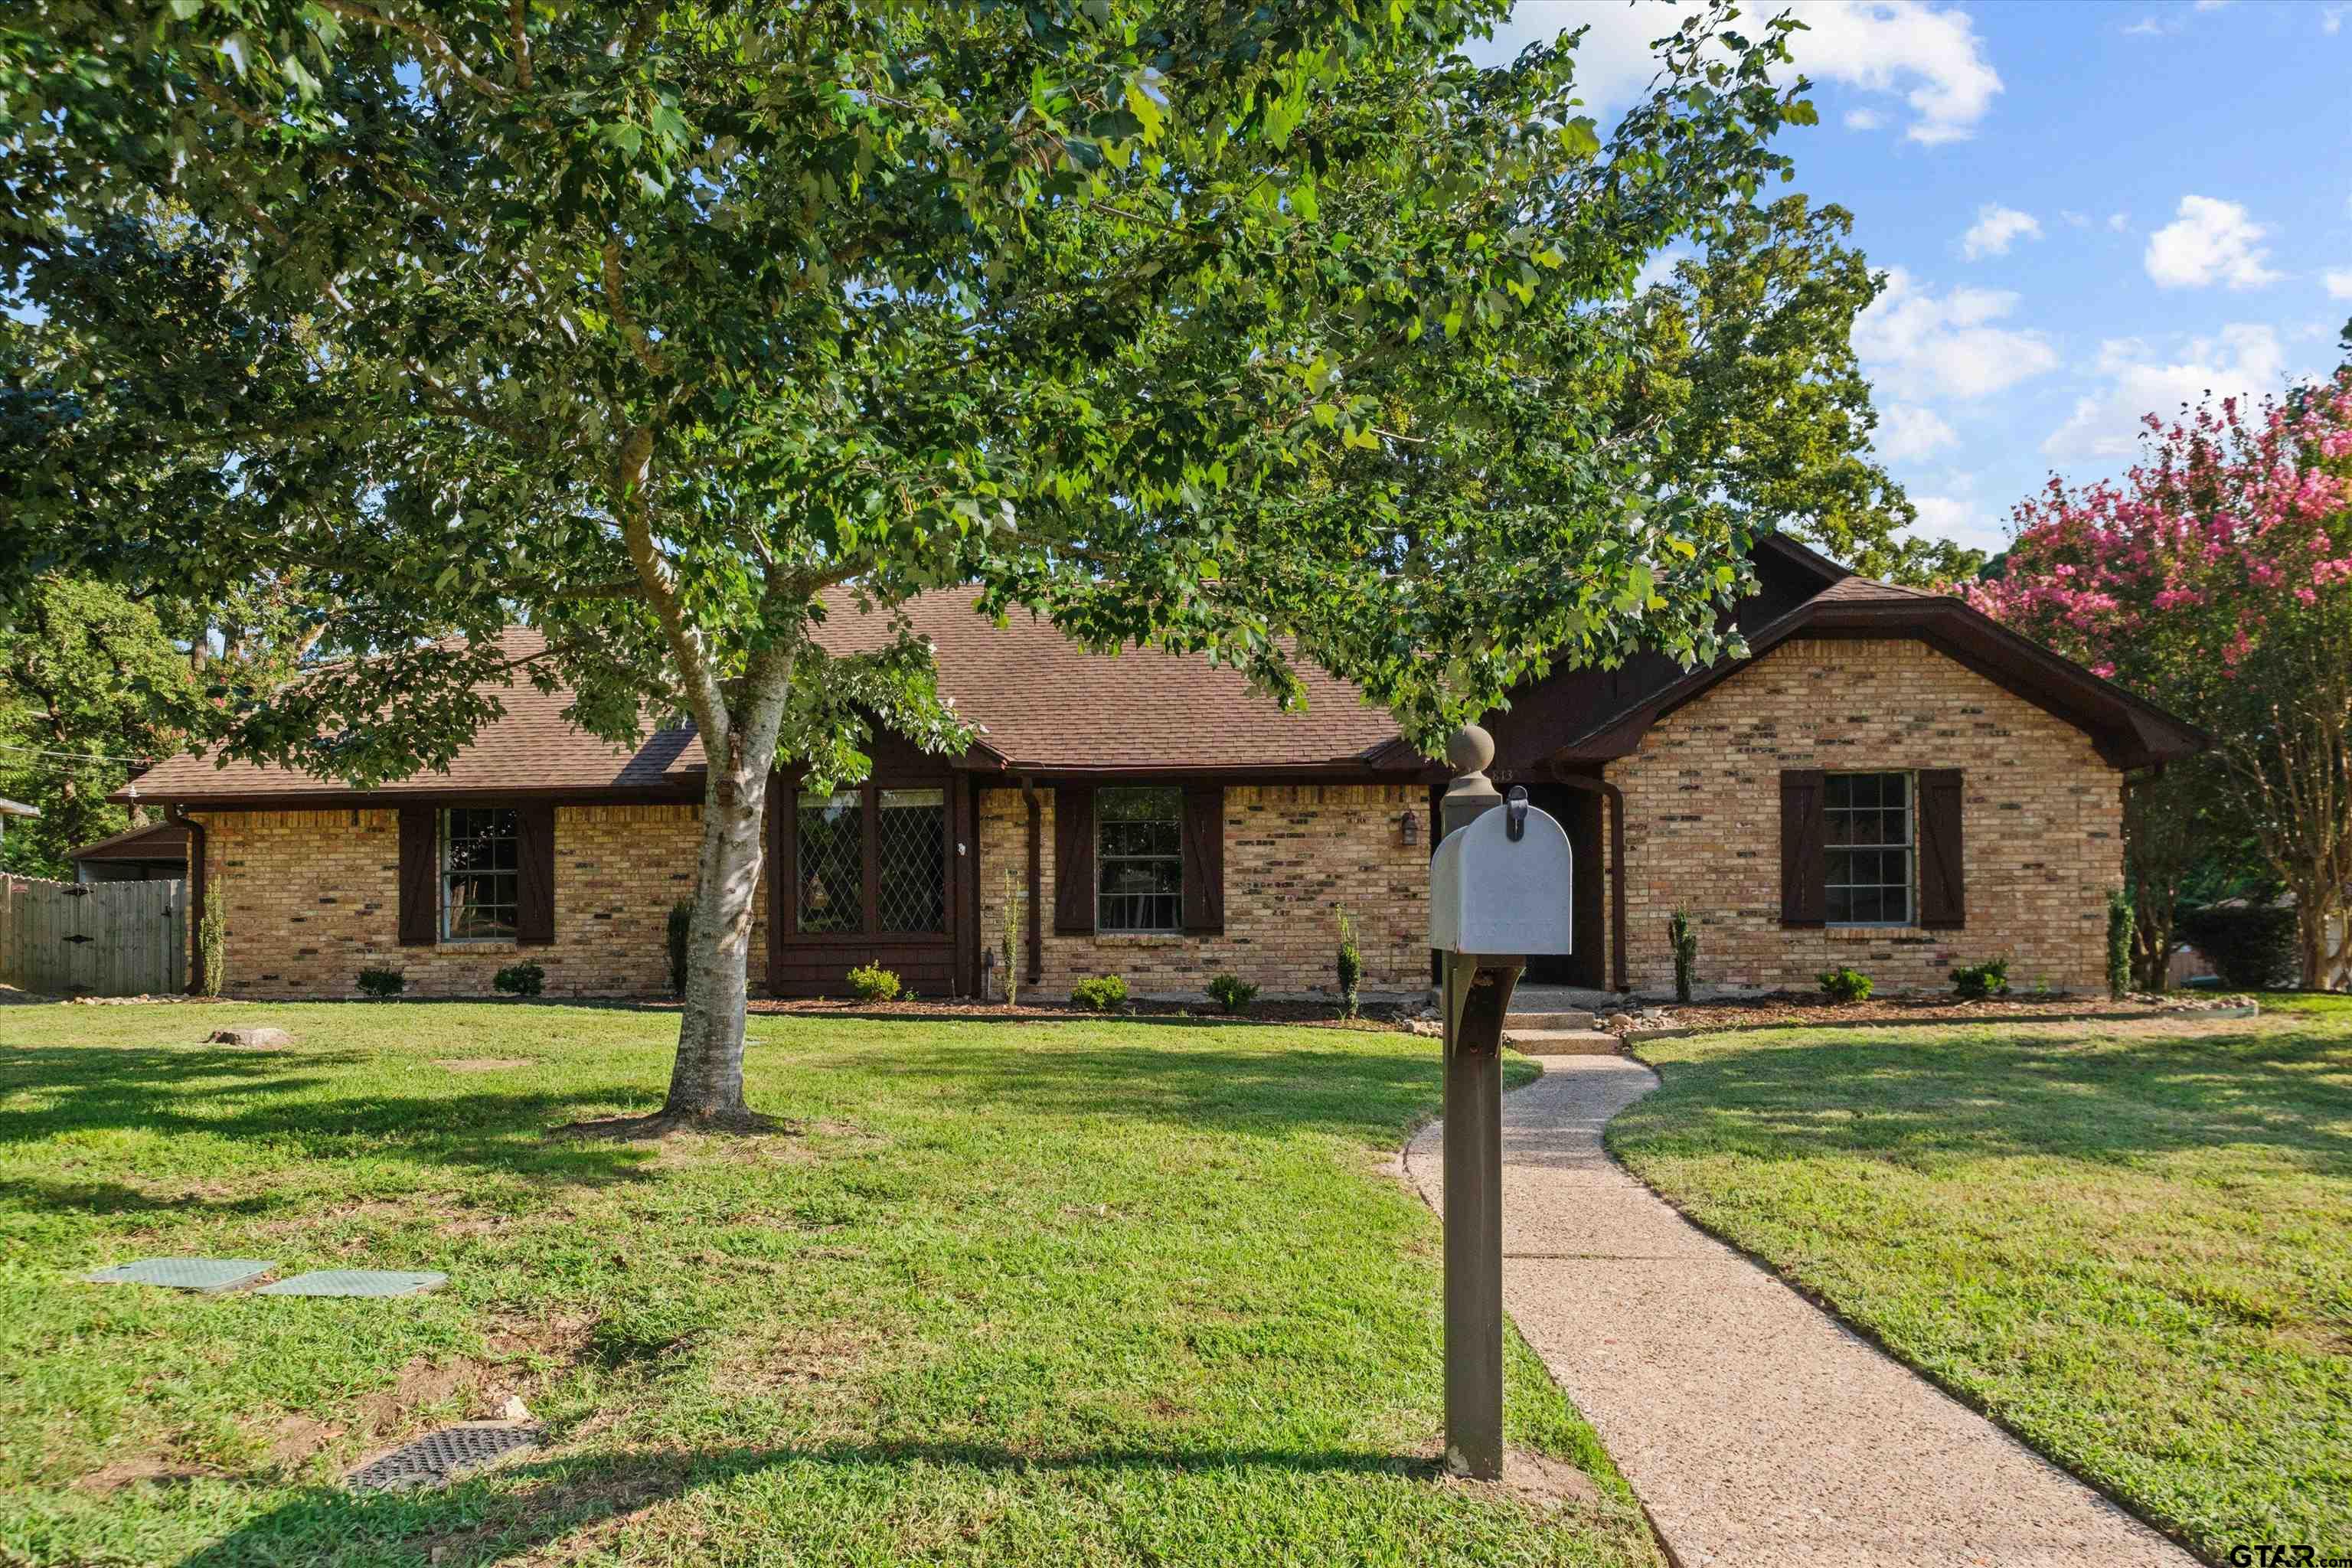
[397, 805, 438, 946]
[1054, 785, 1096, 934]
[515, 804, 557, 945]
[766, 776, 792, 988]
[1917, 769, 1965, 929]
[1779, 769, 1826, 927]
[1181, 785, 1225, 934]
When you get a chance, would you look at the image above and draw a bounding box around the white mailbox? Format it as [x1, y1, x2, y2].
[1428, 792, 1573, 956]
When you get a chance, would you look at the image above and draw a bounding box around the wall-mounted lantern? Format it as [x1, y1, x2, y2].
[1399, 808, 1421, 848]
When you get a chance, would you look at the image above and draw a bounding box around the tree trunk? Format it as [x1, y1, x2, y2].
[662, 753, 773, 1125]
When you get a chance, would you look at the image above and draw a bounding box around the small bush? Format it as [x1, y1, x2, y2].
[493, 961, 545, 998]
[2106, 890, 2135, 1001]
[845, 963, 901, 1002]
[1334, 906, 1363, 1018]
[2174, 903, 2298, 990]
[1668, 910, 1700, 1003]
[356, 966, 406, 998]
[1949, 957, 2011, 1001]
[1206, 973, 1259, 1014]
[196, 897, 227, 997]
[1816, 966, 1873, 1004]
[1071, 974, 1129, 1012]
[666, 900, 694, 998]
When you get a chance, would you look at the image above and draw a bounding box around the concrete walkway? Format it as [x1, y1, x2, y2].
[1403, 1057, 2197, 1568]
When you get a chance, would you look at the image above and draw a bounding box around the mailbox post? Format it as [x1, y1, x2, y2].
[1427, 724, 1573, 1481]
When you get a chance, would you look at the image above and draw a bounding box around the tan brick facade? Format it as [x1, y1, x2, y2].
[973, 783, 1430, 1000]
[1606, 638, 2123, 996]
[196, 805, 764, 998]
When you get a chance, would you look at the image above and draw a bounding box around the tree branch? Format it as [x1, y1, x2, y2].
[614, 424, 728, 753]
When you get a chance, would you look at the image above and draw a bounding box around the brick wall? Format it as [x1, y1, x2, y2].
[974, 783, 1430, 1000]
[196, 805, 764, 998]
[1606, 637, 2123, 995]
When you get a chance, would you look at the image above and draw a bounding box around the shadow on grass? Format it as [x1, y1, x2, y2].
[0, 1029, 1459, 1215]
[1611, 1014, 2352, 1170]
[0, 1045, 663, 1194]
[180, 1441, 1445, 1566]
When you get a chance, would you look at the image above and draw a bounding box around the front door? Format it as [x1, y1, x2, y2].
[1520, 782, 1604, 988]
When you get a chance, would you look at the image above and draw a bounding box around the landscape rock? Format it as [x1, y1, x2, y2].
[207, 1026, 293, 1049]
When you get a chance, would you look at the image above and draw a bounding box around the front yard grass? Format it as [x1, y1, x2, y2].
[0, 1001, 1657, 1567]
[1609, 1008, 2352, 1561]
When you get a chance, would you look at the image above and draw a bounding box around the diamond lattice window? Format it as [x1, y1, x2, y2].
[876, 789, 947, 933]
[796, 791, 863, 934]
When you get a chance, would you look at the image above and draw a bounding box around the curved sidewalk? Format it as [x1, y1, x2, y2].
[1403, 1057, 2196, 1568]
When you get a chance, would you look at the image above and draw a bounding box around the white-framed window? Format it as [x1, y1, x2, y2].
[1097, 786, 1183, 933]
[441, 806, 520, 940]
[1824, 772, 1913, 926]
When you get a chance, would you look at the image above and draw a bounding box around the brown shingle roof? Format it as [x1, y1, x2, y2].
[816, 588, 1400, 770]
[120, 603, 1410, 805]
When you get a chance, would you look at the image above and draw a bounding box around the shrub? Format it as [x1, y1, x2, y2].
[1668, 910, 1700, 1003]
[1815, 966, 1873, 1004]
[1334, 906, 1362, 1018]
[999, 863, 1023, 1006]
[356, 966, 406, 998]
[196, 896, 227, 997]
[1071, 974, 1129, 1012]
[666, 900, 694, 998]
[845, 963, 901, 1002]
[2105, 889, 2135, 1001]
[2174, 903, 2298, 990]
[493, 961, 545, 998]
[1949, 957, 2011, 1001]
[1206, 973, 1259, 1014]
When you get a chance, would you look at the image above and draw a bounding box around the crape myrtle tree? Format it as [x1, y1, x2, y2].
[1970, 372, 2352, 991]
[4, 0, 1849, 1128]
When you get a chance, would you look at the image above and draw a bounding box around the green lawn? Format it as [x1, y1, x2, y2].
[0, 1002, 1657, 1567]
[1609, 1004, 2352, 1561]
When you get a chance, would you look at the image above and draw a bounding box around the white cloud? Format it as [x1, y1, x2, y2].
[1876, 403, 1959, 462]
[2060, 209, 2091, 230]
[2326, 5, 2346, 34]
[1844, 107, 1886, 130]
[1962, 204, 2042, 260]
[2144, 194, 2282, 289]
[2324, 270, 2352, 301]
[1906, 493, 2009, 555]
[2123, 15, 2172, 36]
[2108, 211, 2131, 233]
[1854, 266, 2061, 400]
[1473, 1, 2001, 145]
[2043, 325, 2286, 459]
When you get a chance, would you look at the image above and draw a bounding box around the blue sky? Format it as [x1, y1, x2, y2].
[1469, 0, 2352, 557]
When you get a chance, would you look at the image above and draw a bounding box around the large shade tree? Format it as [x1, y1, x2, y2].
[5, 0, 1882, 1126]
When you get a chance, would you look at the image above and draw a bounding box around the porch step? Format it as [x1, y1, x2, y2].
[1504, 1009, 1596, 1031]
[1505, 1027, 1622, 1056]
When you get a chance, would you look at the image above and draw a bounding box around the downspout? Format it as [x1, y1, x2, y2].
[1018, 776, 1044, 987]
[174, 805, 208, 995]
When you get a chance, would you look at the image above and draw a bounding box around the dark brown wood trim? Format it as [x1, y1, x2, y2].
[175, 808, 208, 995]
[1023, 781, 1043, 985]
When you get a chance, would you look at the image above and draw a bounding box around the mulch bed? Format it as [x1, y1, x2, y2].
[744, 995, 1409, 1029]
[1605, 991, 2259, 1037]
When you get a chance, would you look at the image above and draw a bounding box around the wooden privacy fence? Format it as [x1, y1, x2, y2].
[0, 875, 187, 997]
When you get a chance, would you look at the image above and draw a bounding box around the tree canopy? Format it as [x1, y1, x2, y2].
[2, 0, 1900, 1119]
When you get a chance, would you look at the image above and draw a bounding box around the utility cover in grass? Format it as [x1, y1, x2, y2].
[346, 1423, 541, 1491]
[256, 1269, 446, 1297]
[83, 1258, 274, 1292]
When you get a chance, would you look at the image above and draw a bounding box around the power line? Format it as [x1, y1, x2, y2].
[0, 739, 162, 765]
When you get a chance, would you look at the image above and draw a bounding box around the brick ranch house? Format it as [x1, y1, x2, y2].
[122, 537, 2203, 1001]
